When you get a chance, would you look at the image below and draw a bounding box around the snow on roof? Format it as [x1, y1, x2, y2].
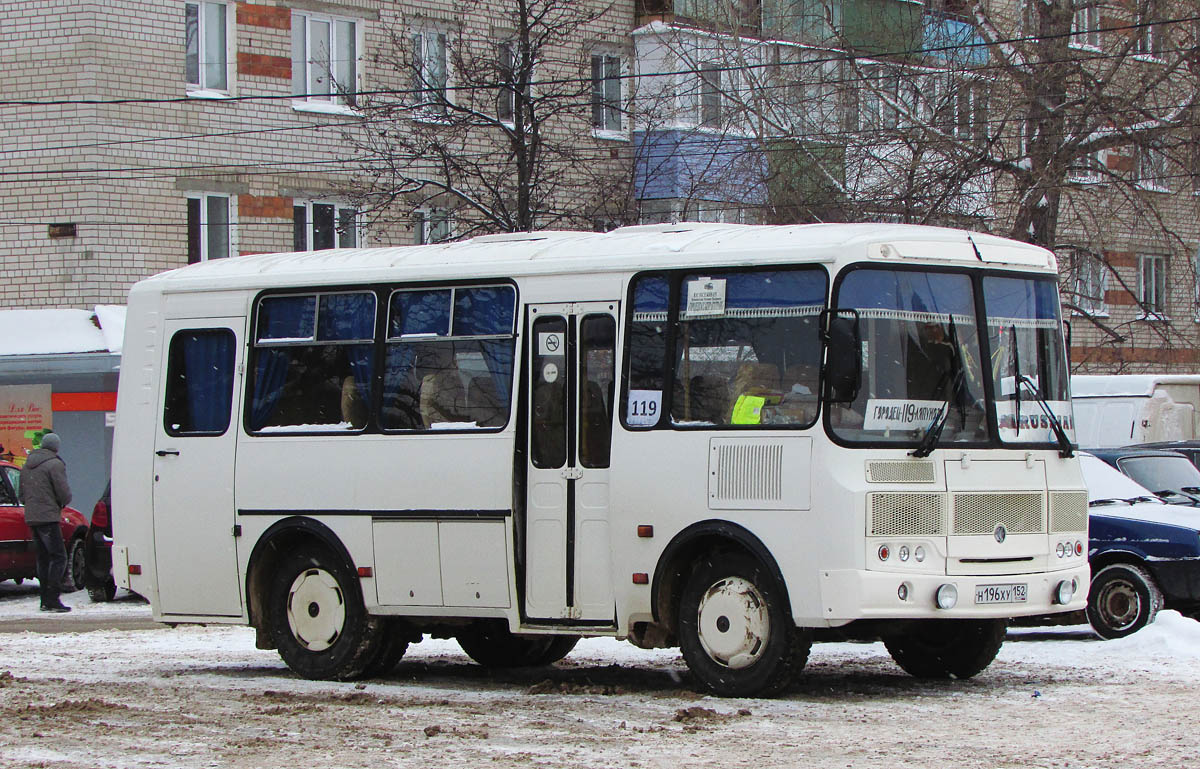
[0, 305, 126, 357]
[1071, 374, 1200, 398]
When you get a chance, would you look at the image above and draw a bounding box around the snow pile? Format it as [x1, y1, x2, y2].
[0, 305, 125, 356]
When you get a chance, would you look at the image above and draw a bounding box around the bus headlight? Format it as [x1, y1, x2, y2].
[935, 583, 958, 610]
[1054, 579, 1077, 605]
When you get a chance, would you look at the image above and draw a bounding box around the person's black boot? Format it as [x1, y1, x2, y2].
[40, 603, 71, 613]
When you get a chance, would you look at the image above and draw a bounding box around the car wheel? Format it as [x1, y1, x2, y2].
[267, 546, 383, 680]
[884, 619, 1007, 679]
[455, 620, 579, 668]
[66, 536, 86, 593]
[677, 552, 811, 697]
[1086, 563, 1162, 640]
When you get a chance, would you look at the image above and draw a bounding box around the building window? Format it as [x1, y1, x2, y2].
[187, 194, 233, 263]
[293, 202, 358, 251]
[185, 1, 228, 92]
[414, 208, 451, 244]
[1070, 251, 1108, 315]
[696, 64, 738, 129]
[1070, 4, 1101, 49]
[591, 53, 623, 134]
[1138, 254, 1168, 316]
[1135, 1, 1163, 58]
[1137, 142, 1169, 191]
[412, 30, 449, 115]
[292, 13, 358, 105]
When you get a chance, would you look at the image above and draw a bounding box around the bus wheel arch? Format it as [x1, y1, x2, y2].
[653, 521, 811, 697]
[245, 517, 366, 654]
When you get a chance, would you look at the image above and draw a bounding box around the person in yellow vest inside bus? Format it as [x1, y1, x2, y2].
[729, 362, 781, 425]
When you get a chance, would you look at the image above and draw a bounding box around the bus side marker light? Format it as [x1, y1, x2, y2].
[897, 582, 910, 601]
[935, 583, 958, 610]
[357, 567, 373, 578]
[128, 565, 142, 575]
[632, 573, 649, 584]
[637, 525, 654, 538]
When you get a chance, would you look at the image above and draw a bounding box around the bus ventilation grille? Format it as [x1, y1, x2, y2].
[1049, 492, 1088, 533]
[710, 442, 784, 503]
[952, 493, 1045, 535]
[868, 493, 945, 536]
[866, 461, 936, 483]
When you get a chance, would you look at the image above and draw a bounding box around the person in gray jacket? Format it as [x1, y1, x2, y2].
[19, 432, 73, 612]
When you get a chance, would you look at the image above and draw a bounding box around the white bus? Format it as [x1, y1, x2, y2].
[112, 223, 1088, 697]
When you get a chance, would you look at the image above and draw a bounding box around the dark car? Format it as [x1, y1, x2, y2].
[1080, 454, 1200, 638]
[1130, 440, 1200, 471]
[0, 459, 89, 590]
[1087, 447, 1200, 507]
[83, 481, 116, 601]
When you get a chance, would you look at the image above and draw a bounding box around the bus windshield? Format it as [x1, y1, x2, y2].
[829, 268, 1072, 449]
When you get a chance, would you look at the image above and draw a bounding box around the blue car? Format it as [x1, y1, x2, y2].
[1080, 454, 1200, 638]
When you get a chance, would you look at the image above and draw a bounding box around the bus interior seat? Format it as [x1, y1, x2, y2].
[340, 375, 368, 429]
[420, 368, 468, 428]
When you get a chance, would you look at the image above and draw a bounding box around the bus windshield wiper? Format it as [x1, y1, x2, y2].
[1015, 374, 1075, 458]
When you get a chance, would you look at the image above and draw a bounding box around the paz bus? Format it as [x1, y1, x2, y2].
[111, 223, 1088, 697]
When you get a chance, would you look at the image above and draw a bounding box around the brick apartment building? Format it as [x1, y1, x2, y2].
[0, 0, 635, 309]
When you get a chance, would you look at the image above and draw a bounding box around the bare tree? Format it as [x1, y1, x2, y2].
[346, 0, 635, 241]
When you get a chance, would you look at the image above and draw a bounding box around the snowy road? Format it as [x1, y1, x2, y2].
[1, 582, 1199, 769]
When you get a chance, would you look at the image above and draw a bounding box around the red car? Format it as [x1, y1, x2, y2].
[0, 460, 89, 590]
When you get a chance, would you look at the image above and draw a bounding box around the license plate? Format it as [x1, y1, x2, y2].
[975, 583, 1027, 604]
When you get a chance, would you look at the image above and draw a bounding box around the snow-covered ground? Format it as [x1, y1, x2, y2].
[2, 581, 1199, 768]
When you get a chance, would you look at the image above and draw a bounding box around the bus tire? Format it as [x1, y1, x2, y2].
[362, 620, 412, 678]
[1086, 563, 1162, 640]
[455, 620, 579, 667]
[268, 546, 383, 681]
[677, 552, 811, 697]
[884, 619, 1006, 679]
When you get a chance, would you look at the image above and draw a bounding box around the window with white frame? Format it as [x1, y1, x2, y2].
[1136, 1, 1163, 58]
[186, 194, 233, 263]
[1137, 141, 1169, 190]
[292, 12, 359, 106]
[856, 67, 900, 132]
[1138, 253, 1168, 316]
[185, 1, 229, 92]
[949, 80, 986, 142]
[1070, 3, 1101, 49]
[591, 52, 623, 134]
[412, 29, 449, 115]
[413, 208, 451, 244]
[1070, 250, 1108, 315]
[293, 201, 358, 251]
[1070, 146, 1106, 182]
[497, 41, 530, 125]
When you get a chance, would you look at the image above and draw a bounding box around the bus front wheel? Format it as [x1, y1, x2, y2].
[268, 546, 383, 680]
[884, 619, 1006, 679]
[677, 552, 811, 697]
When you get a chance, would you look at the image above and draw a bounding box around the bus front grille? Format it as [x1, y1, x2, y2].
[952, 492, 1045, 535]
[1049, 491, 1088, 532]
[868, 493, 945, 536]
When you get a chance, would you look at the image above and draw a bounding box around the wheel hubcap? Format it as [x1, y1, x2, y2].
[1097, 579, 1140, 630]
[286, 568, 345, 652]
[696, 576, 769, 670]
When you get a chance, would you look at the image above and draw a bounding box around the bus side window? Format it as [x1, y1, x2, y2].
[164, 329, 236, 436]
[624, 275, 669, 428]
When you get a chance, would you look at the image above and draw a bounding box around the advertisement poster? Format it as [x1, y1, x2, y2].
[0, 385, 52, 466]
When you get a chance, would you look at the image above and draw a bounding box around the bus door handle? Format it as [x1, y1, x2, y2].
[156, 449, 180, 457]
[561, 467, 582, 480]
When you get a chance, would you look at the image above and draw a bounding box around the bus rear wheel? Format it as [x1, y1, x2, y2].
[677, 553, 811, 697]
[884, 619, 1006, 679]
[268, 546, 383, 680]
[455, 620, 579, 667]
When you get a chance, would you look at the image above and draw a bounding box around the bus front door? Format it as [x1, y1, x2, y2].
[524, 304, 618, 623]
[151, 320, 244, 617]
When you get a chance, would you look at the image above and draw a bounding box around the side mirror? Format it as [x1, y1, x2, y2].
[821, 309, 862, 404]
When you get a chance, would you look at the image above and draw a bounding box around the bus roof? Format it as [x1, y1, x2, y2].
[137, 222, 1056, 294]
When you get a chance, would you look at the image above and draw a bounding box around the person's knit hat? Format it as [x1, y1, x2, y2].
[40, 433, 61, 452]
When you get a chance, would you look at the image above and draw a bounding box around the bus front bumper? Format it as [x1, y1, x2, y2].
[818, 564, 1090, 622]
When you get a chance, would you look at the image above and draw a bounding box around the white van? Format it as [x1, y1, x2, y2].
[1071, 375, 1200, 448]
